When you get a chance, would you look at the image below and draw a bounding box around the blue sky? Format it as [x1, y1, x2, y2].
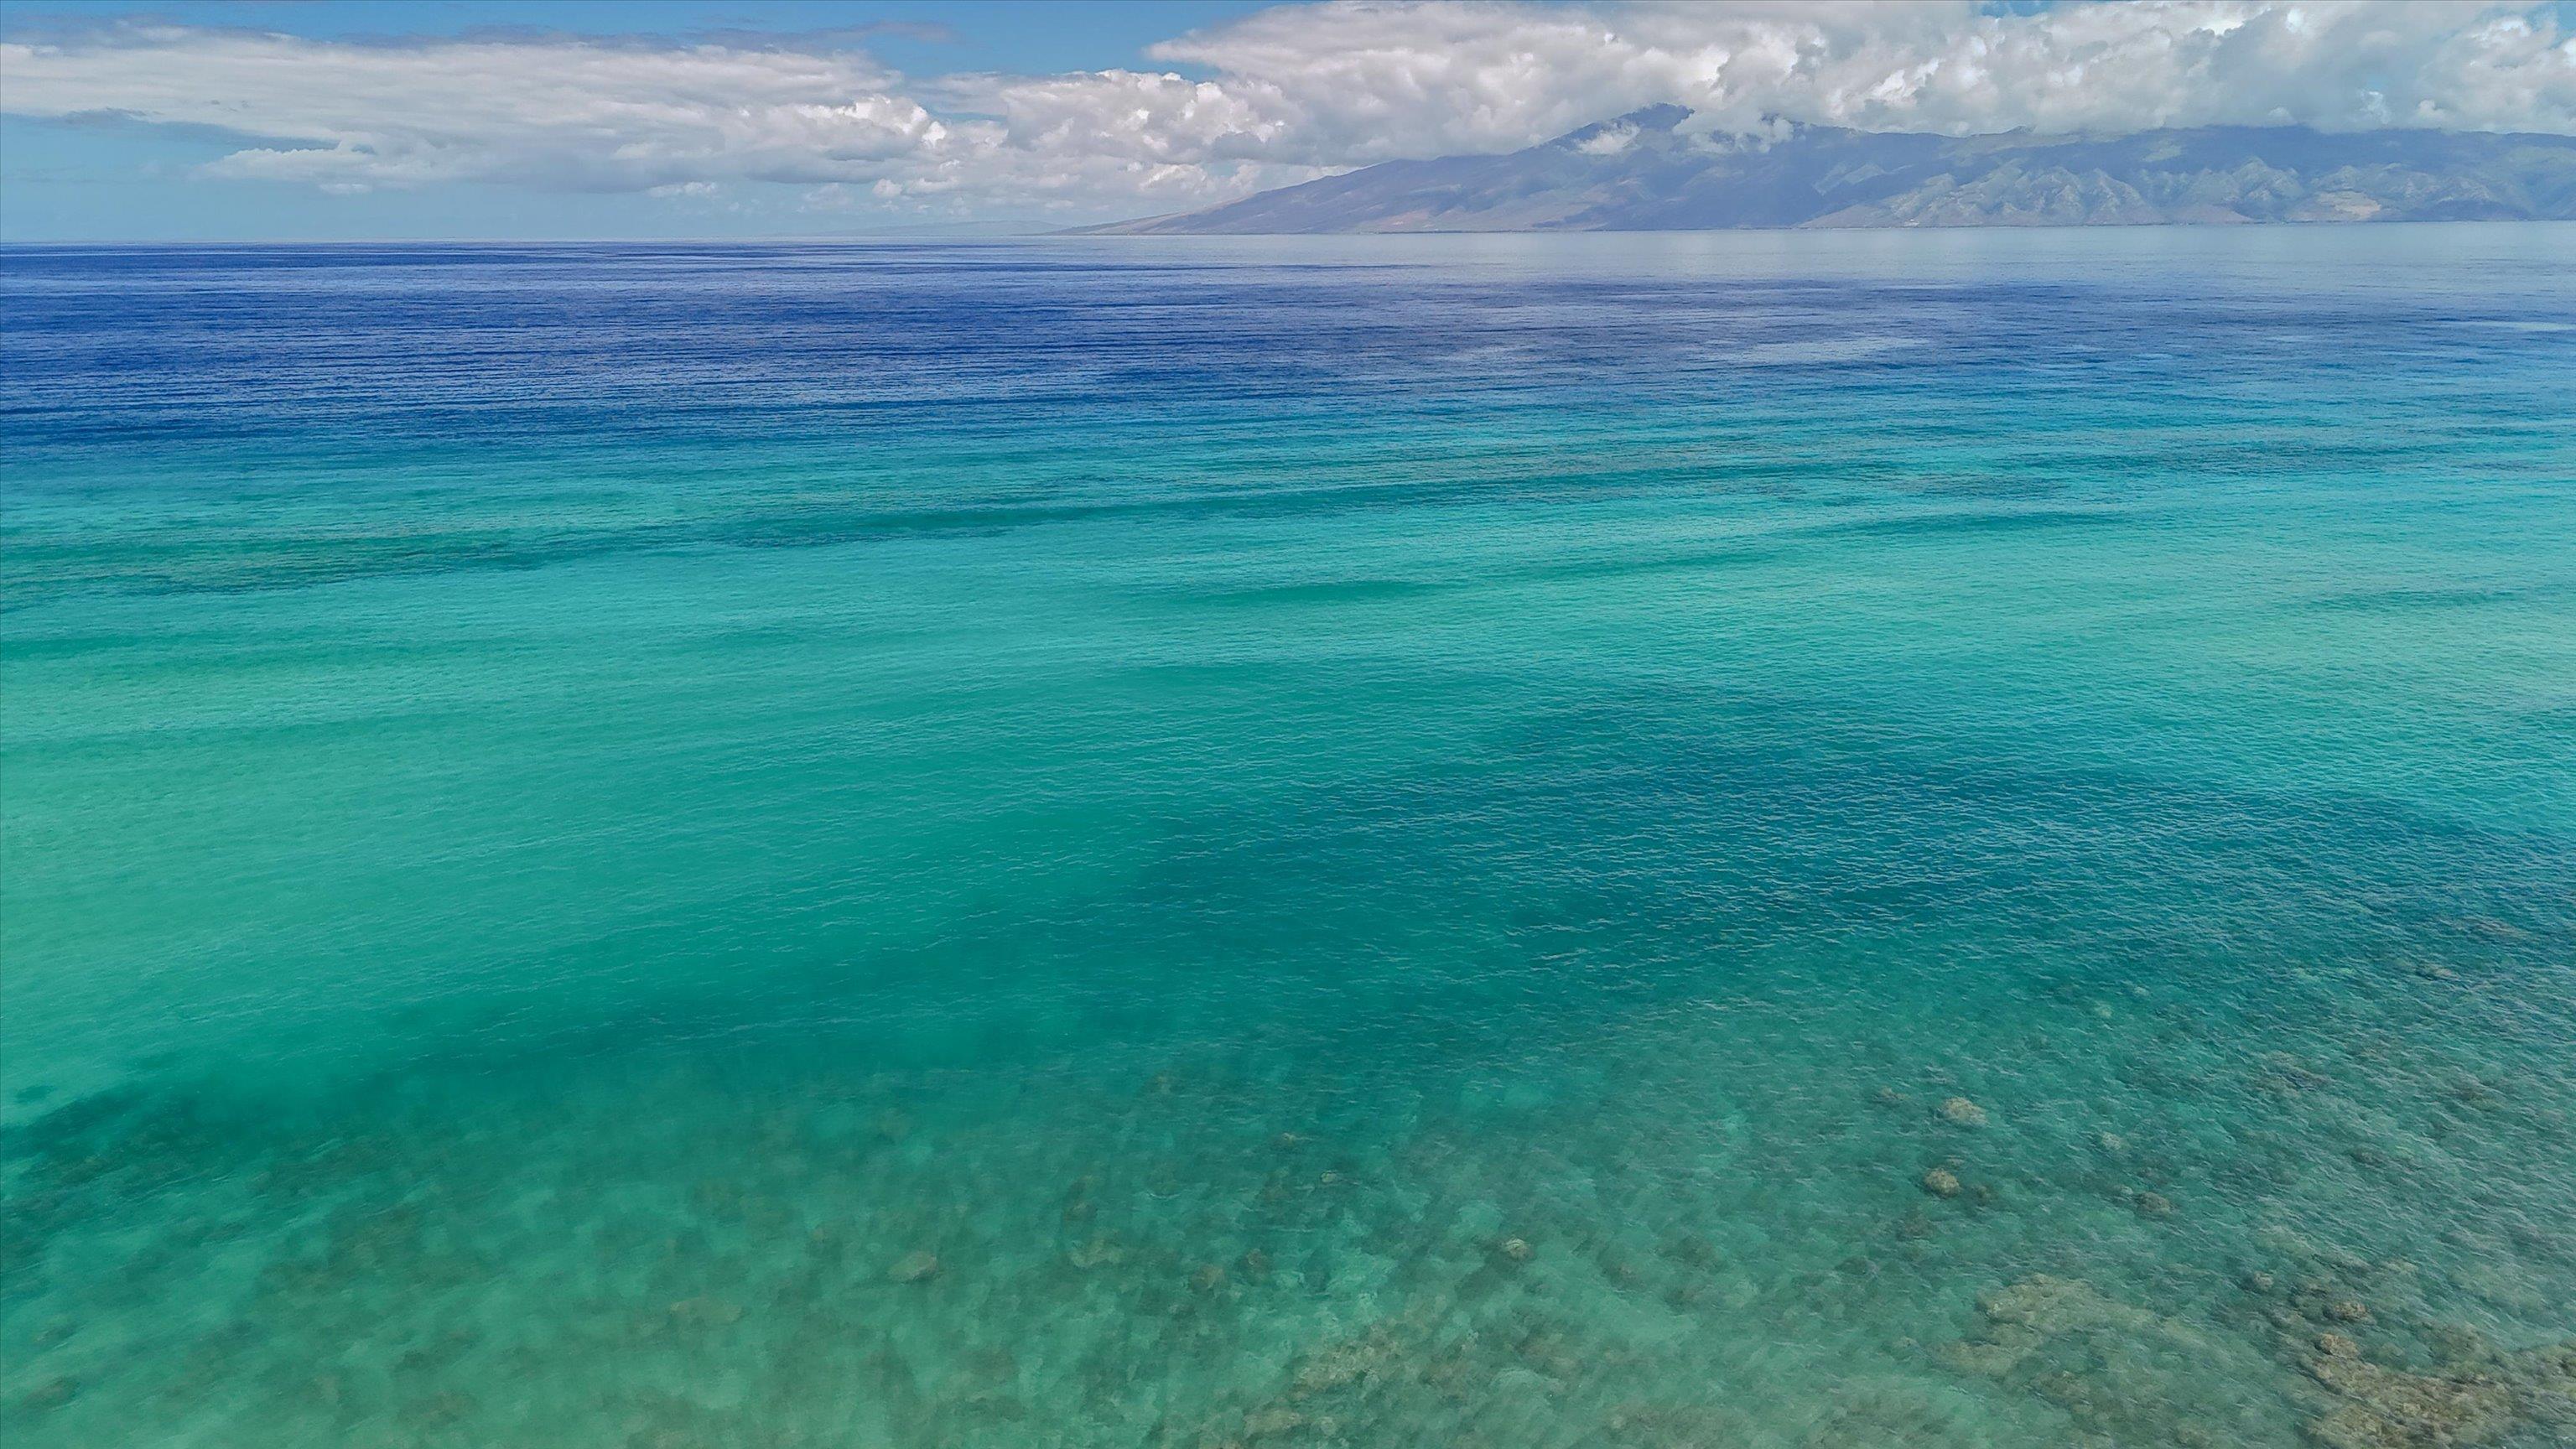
[4, 2, 1274, 74]
[4, 1, 2571, 241]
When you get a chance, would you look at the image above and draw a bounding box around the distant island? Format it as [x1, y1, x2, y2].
[1078, 106, 2576, 234]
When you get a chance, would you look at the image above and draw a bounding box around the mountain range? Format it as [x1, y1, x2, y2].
[1081, 106, 2576, 233]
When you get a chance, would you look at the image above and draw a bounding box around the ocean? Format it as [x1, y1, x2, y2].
[3, 227, 2573, 1446]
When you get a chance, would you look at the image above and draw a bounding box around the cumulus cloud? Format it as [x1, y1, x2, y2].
[1, 2, 2569, 218]
[1137, 0, 2576, 160]
[0, 26, 947, 193]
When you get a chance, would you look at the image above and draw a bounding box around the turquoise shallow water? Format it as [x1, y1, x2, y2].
[4, 228, 2575, 1446]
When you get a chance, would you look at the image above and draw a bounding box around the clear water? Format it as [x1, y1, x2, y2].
[3, 229, 2573, 1447]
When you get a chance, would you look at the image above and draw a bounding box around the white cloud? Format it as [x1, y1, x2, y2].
[1, 3, 2568, 220]
[1138, 1, 2576, 158]
[1576, 123, 1641, 157]
[0, 26, 945, 194]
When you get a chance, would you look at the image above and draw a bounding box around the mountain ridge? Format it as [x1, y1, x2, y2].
[1077, 109, 2576, 233]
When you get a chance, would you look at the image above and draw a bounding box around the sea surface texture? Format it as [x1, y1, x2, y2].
[4, 230, 2573, 1448]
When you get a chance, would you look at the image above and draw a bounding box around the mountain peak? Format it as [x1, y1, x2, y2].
[1082, 117, 2576, 235]
[1611, 103, 1692, 132]
[1551, 104, 1692, 156]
